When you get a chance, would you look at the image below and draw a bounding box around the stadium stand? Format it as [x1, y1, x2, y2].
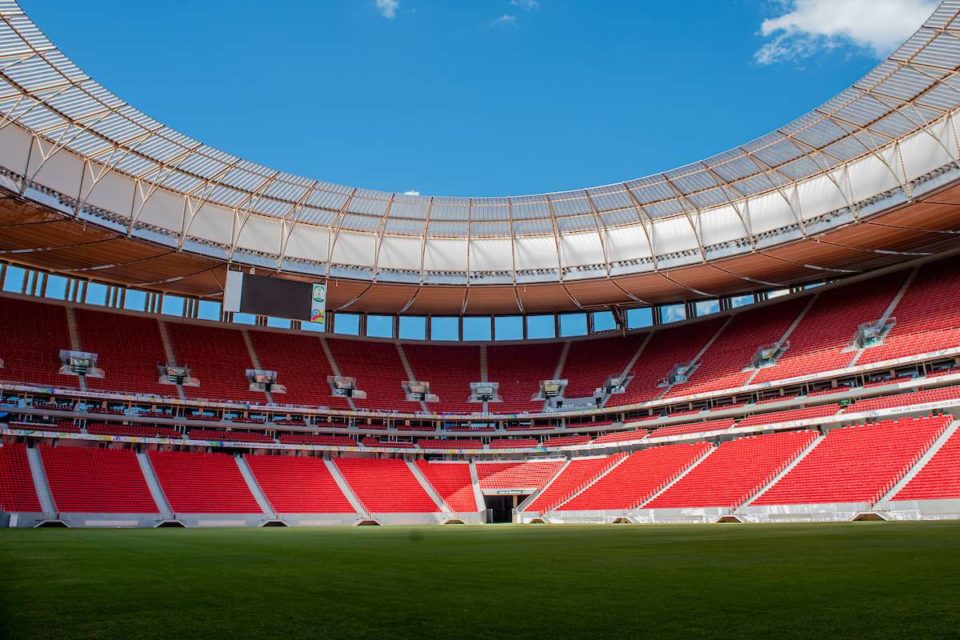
[85, 423, 182, 439]
[859, 259, 960, 365]
[488, 438, 539, 449]
[415, 461, 478, 512]
[591, 429, 649, 445]
[475, 461, 564, 492]
[76, 309, 172, 396]
[189, 429, 274, 444]
[247, 332, 351, 410]
[404, 344, 481, 413]
[559, 334, 645, 399]
[245, 455, 354, 513]
[649, 419, 735, 438]
[667, 299, 807, 396]
[0, 297, 71, 387]
[486, 343, 562, 412]
[892, 426, 960, 501]
[148, 450, 262, 513]
[418, 438, 483, 450]
[734, 404, 840, 429]
[559, 443, 711, 510]
[0, 444, 41, 512]
[753, 417, 949, 505]
[278, 434, 357, 447]
[752, 275, 906, 383]
[646, 431, 818, 508]
[844, 385, 960, 413]
[610, 318, 726, 405]
[525, 456, 622, 512]
[326, 339, 419, 412]
[334, 458, 439, 512]
[165, 323, 266, 403]
[40, 445, 157, 513]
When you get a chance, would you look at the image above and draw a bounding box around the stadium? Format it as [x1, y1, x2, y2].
[0, 1, 958, 638]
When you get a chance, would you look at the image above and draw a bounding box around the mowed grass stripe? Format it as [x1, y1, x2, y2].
[0, 522, 957, 640]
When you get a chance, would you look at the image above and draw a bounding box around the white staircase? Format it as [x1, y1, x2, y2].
[516, 459, 570, 512]
[740, 433, 825, 507]
[468, 462, 487, 512]
[848, 268, 917, 367]
[637, 445, 716, 508]
[324, 458, 368, 516]
[320, 337, 356, 411]
[235, 455, 274, 516]
[407, 460, 452, 513]
[25, 446, 56, 514]
[136, 451, 173, 518]
[876, 420, 959, 505]
[657, 314, 734, 399]
[551, 454, 630, 511]
[156, 320, 188, 402]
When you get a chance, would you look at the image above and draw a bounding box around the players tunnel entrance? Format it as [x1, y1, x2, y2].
[484, 494, 527, 523]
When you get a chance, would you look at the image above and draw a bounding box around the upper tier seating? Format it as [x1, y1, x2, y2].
[278, 434, 357, 447]
[189, 429, 274, 444]
[844, 385, 960, 413]
[40, 445, 157, 513]
[326, 339, 419, 412]
[646, 431, 818, 508]
[752, 275, 906, 384]
[859, 259, 960, 365]
[487, 343, 562, 413]
[734, 404, 840, 429]
[165, 323, 265, 403]
[148, 450, 261, 513]
[592, 429, 649, 445]
[86, 423, 182, 439]
[488, 438, 539, 449]
[560, 334, 646, 399]
[415, 461, 478, 512]
[541, 434, 592, 447]
[0, 297, 71, 387]
[335, 458, 439, 513]
[475, 461, 563, 491]
[245, 455, 354, 513]
[0, 444, 41, 511]
[892, 425, 960, 501]
[76, 309, 172, 396]
[649, 419, 735, 439]
[525, 456, 622, 512]
[667, 299, 807, 397]
[417, 439, 483, 450]
[610, 318, 726, 406]
[248, 332, 350, 410]
[404, 344, 481, 413]
[753, 416, 949, 505]
[559, 443, 711, 511]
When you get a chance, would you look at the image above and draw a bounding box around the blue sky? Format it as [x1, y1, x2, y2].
[20, 0, 936, 197]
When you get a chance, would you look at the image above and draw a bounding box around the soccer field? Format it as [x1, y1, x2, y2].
[1, 522, 958, 640]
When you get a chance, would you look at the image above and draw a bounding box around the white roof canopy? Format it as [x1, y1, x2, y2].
[0, 0, 959, 285]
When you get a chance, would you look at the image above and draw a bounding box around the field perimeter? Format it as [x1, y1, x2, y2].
[1, 522, 958, 639]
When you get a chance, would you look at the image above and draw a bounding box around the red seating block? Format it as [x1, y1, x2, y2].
[41, 445, 157, 513]
[415, 461, 478, 512]
[148, 450, 261, 513]
[0, 444, 41, 511]
[245, 455, 354, 513]
[335, 458, 439, 513]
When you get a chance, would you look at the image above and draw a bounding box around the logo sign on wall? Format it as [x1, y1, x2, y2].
[310, 282, 327, 325]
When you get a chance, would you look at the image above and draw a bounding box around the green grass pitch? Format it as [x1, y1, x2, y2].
[1, 522, 958, 639]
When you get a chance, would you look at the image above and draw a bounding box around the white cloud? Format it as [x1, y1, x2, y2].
[511, 0, 540, 10]
[375, 0, 399, 20]
[755, 0, 936, 64]
[492, 14, 518, 27]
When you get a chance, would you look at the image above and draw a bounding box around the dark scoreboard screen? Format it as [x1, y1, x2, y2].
[236, 273, 314, 321]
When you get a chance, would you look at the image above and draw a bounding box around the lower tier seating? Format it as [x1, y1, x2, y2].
[475, 461, 563, 492]
[0, 444, 41, 511]
[335, 458, 439, 513]
[591, 429, 649, 445]
[40, 445, 157, 513]
[753, 416, 949, 505]
[892, 426, 960, 501]
[646, 430, 818, 509]
[86, 423, 182, 439]
[559, 442, 711, 511]
[245, 455, 355, 513]
[415, 461, 478, 512]
[735, 404, 840, 428]
[189, 429, 274, 444]
[525, 456, 622, 512]
[148, 450, 261, 513]
[650, 419, 734, 439]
